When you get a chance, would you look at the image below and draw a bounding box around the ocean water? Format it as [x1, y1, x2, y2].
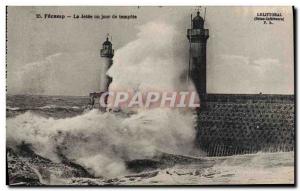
[7, 94, 90, 119]
[6, 95, 294, 185]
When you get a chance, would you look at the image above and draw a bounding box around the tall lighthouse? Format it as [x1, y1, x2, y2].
[187, 10, 209, 101]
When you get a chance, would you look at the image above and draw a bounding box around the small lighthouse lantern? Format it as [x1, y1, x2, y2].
[100, 34, 114, 58]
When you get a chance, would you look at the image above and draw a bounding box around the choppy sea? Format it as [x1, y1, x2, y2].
[6, 95, 294, 185]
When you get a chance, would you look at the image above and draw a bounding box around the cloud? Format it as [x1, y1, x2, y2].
[252, 58, 279, 66]
[218, 54, 250, 65]
[7, 52, 106, 96]
[208, 54, 293, 94]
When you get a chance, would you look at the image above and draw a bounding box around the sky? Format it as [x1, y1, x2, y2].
[7, 6, 294, 96]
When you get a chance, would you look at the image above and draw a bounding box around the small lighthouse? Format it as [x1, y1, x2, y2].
[100, 35, 114, 93]
[89, 35, 114, 110]
[187, 10, 209, 101]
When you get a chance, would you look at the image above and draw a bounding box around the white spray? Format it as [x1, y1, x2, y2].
[7, 21, 198, 178]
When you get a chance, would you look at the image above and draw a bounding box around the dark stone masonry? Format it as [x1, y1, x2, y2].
[196, 94, 295, 156]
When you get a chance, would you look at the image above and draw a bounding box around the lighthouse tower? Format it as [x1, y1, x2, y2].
[100, 36, 114, 93]
[89, 36, 114, 110]
[187, 11, 209, 101]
